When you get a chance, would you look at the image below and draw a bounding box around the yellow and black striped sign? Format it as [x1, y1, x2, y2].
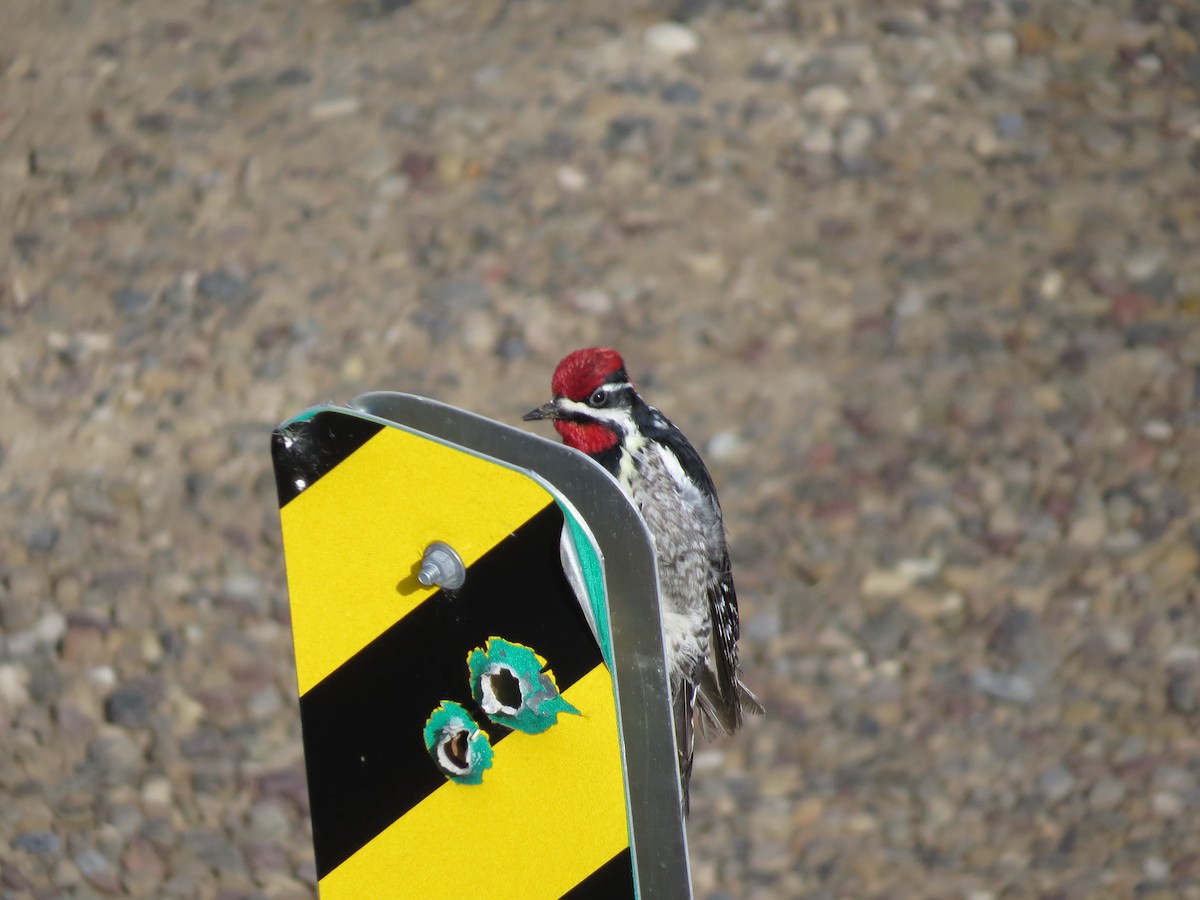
[272, 408, 634, 898]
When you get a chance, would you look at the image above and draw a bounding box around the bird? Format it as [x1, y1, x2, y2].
[524, 346, 762, 811]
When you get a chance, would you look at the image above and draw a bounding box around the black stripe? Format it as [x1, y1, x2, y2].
[560, 847, 635, 899]
[272, 411, 384, 507]
[299, 503, 603, 878]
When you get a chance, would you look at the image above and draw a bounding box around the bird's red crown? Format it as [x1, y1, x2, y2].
[550, 347, 628, 400]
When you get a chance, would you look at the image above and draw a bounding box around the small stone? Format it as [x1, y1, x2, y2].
[988, 606, 1048, 669]
[706, 431, 746, 463]
[0, 664, 30, 706]
[494, 331, 528, 361]
[896, 288, 925, 317]
[196, 271, 255, 307]
[661, 81, 702, 105]
[556, 165, 587, 192]
[859, 602, 918, 661]
[295, 857, 318, 886]
[122, 838, 165, 885]
[260, 872, 310, 896]
[111, 289, 152, 316]
[141, 776, 173, 807]
[1152, 542, 1198, 593]
[605, 116, 656, 152]
[435, 152, 467, 185]
[14, 829, 62, 858]
[1142, 419, 1174, 442]
[741, 610, 781, 644]
[12, 230, 41, 261]
[345, 0, 414, 18]
[275, 66, 312, 86]
[221, 573, 263, 604]
[377, 175, 408, 199]
[3, 569, 46, 628]
[26, 662, 61, 704]
[382, 102, 422, 130]
[861, 558, 937, 596]
[134, 112, 172, 134]
[1088, 776, 1126, 810]
[644, 22, 699, 59]
[970, 668, 1035, 704]
[860, 569, 910, 596]
[1068, 514, 1106, 548]
[24, 522, 60, 554]
[246, 686, 283, 720]
[246, 802, 291, 843]
[983, 30, 1017, 65]
[105, 678, 162, 728]
[995, 111, 1025, 138]
[61, 623, 106, 666]
[88, 731, 143, 783]
[1015, 21, 1055, 55]
[1144, 857, 1172, 882]
[75, 849, 120, 893]
[243, 841, 287, 871]
[0, 590, 39, 633]
[1152, 791, 1184, 818]
[879, 15, 923, 36]
[929, 172, 983, 218]
[225, 78, 273, 106]
[1166, 671, 1199, 714]
[746, 60, 782, 81]
[180, 828, 244, 873]
[971, 128, 1003, 159]
[428, 278, 491, 312]
[802, 84, 852, 119]
[256, 767, 309, 810]
[1082, 124, 1123, 158]
[1037, 763, 1075, 802]
[1039, 269, 1065, 300]
[310, 97, 362, 120]
[474, 64, 502, 86]
[1124, 248, 1166, 282]
[341, 355, 366, 381]
[36, 611, 66, 645]
[837, 116, 875, 163]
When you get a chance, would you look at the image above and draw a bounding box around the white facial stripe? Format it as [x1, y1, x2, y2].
[556, 396, 635, 429]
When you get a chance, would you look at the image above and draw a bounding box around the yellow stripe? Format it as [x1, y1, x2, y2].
[319, 665, 629, 899]
[281, 426, 553, 695]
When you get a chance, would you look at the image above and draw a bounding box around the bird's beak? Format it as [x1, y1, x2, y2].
[522, 401, 560, 422]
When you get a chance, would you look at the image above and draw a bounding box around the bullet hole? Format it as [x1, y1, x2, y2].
[468, 637, 580, 734]
[442, 728, 470, 771]
[482, 666, 523, 716]
[423, 701, 493, 785]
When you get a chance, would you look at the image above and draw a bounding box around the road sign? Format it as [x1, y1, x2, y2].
[272, 394, 692, 898]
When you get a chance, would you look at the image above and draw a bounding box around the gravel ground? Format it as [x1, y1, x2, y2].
[3, 0, 1200, 896]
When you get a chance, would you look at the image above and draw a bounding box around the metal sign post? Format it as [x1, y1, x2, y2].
[271, 393, 692, 898]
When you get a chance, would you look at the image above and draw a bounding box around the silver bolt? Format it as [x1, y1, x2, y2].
[417, 541, 466, 591]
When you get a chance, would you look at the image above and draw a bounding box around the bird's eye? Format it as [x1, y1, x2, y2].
[589, 389, 607, 407]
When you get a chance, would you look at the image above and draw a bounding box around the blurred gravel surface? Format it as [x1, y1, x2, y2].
[2, 0, 1200, 896]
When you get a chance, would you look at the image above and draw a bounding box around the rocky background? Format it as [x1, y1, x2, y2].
[2, 0, 1200, 896]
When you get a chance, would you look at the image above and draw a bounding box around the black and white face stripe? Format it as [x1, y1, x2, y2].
[584, 381, 634, 409]
[556, 382, 637, 427]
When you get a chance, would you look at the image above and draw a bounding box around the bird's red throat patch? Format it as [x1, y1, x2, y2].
[553, 419, 619, 454]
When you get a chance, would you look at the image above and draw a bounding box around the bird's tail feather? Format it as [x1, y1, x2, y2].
[695, 667, 764, 740]
[672, 675, 696, 816]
